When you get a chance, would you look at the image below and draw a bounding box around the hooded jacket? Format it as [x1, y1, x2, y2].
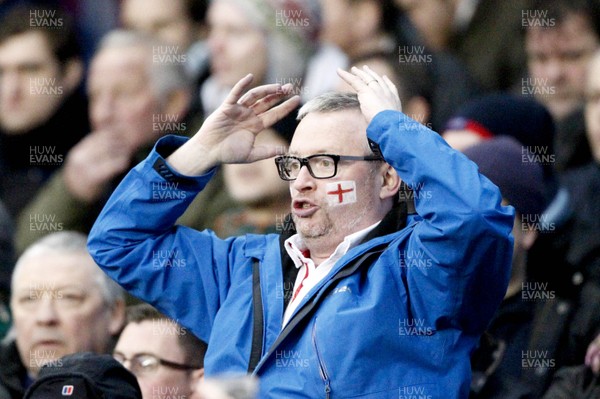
[88, 110, 514, 398]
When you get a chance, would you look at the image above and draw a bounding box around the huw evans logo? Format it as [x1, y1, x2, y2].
[522, 9, 556, 28]
[275, 9, 309, 27]
[399, 318, 434, 336]
[30, 9, 63, 28]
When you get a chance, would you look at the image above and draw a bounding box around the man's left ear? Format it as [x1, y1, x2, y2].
[379, 163, 400, 200]
[108, 299, 126, 336]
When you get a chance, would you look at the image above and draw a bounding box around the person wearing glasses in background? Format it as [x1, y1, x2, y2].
[88, 66, 513, 398]
[113, 304, 206, 399]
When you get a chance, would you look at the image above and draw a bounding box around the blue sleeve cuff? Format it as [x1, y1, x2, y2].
[147, 135, 218, 189]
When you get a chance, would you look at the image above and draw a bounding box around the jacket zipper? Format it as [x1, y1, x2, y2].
[312, 320, 331, 398]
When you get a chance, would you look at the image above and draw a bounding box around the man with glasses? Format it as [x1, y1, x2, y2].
[113, 304, 206, 399]
[88, 66, 514, 398]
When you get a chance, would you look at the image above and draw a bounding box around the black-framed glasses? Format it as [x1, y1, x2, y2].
[274, 153, 383, 181]
[113, 353, 201, 375]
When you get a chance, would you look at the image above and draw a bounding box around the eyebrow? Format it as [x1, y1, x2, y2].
[287, 150, 332, 157]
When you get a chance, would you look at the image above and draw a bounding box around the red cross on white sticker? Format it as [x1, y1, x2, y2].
[326, 181, 357, 205]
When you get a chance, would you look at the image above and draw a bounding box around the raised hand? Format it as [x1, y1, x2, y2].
[167, 74, 300, 176]
[336, 66, 402, 124]
[63, 129, 132, 203]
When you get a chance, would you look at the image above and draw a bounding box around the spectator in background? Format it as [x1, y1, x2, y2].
[114, 304, 206, 399]
[0, 231, 126, 399]
[378, 0, 481, 129]
[319, 0, 398, 62]
[202, 0, 321, 114]
[336, 54, 433, 128]
[120, 0, 210, 102]
[555, 50, 600, 365]
[23, 352, 142, 399]
[393, 0, 454, 52]
[524, 0, 600, 171]
[441, 94, 588, 332]
[562, 52, 600, 283]
[0, 4, 89, 219]
[464, 137, 563, 398]
[14, 29, 232, 254]
[443, 93, 555, 155]
[400, 0, 534, 93]
[442, 93, 559, 207]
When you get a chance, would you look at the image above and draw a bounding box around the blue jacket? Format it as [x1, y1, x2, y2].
[88, 111, 514, 398]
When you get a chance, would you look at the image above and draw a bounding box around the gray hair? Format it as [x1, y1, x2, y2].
[97, 29, 191, 104]
[297, 91, 374, 155]
[12, 231, 124, 306]
[297, 92, 361, 121]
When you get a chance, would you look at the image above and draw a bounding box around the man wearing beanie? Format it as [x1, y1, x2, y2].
[465, 137, 579, 398]
[443, 93, 555, 156]
[23, 353, 142, 399]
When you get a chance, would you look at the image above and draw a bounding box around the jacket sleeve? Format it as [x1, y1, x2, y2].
[368, 110, 514, 334]
[87, 135, 239, 342]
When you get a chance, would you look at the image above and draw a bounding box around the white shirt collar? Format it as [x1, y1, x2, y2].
[284, 220, 382, 269]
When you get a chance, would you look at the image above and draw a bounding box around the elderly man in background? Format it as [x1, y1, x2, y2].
[0, 231, 126, 398]
[15, 29, 233, 254]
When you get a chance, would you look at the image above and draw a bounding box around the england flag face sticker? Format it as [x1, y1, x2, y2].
[62, 385, 74, 396]
[326, 181, 357, 206]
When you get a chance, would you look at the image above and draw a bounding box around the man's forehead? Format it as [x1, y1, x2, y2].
[92, 46, 150, 72]
[13, 252, 98, 283]
[0, 32, 54, 64]
[117, 321, 181, 353]
[289, 110, 367, 154]
[526, 14, 598, 46]
[89, 48, 150, 88]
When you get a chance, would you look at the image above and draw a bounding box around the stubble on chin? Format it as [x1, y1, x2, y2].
[292, 201, 370, 242]
[292, 211, 332, 240]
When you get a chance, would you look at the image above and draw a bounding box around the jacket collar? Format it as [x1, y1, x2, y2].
[277, 202, 408, 309]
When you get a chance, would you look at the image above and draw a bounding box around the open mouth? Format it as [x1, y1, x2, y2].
[292, 200, 318, 217]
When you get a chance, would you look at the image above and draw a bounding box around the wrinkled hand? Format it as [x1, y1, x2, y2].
[63, 130, 132, 203]
[168, 74, 300, 176]
[337, 66, 402, 124]
[585, 333, 600, 375]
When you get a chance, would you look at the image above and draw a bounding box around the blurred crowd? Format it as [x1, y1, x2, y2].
[0, 0, 599, 398]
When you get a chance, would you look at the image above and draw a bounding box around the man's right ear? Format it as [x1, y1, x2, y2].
[379, 163, 400, 201]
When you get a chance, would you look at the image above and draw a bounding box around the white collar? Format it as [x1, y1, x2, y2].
[283, 221, 381, 269]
